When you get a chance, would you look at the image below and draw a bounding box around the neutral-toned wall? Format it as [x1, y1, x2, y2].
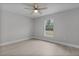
[0, 10, 1, 44]
[0, 4, 2, 44]
[34, 7, 79, 47]
[1, 10, 33, 44]
[1, 4, 79, 48]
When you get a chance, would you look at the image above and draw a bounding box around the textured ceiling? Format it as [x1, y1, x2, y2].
[1, 3, 79, 18]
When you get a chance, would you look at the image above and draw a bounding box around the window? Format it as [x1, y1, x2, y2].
[44, 18, 54, 37]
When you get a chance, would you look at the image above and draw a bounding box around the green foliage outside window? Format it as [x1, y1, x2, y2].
[45, 20, 54, 31]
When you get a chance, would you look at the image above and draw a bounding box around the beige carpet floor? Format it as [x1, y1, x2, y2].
[0, 39, 79, 56]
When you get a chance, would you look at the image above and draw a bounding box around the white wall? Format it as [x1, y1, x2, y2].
[0, 10, 1, 44]
[1, 5, 79, 48]
[34, 7, 79, 47]
[0, 4, 2, 44]
[1, 10, 33, 44]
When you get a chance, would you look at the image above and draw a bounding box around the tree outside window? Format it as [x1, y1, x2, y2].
[44, 19, 54, 37]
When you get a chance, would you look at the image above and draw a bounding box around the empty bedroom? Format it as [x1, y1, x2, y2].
[1, 3, 79, 56]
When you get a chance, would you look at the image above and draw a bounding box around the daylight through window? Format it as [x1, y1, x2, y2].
[44, 18, 54, 37]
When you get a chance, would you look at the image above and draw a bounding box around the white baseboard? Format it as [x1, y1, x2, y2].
[1, 35, 79, 48]
[0, 37, 31, 46]
[49, 40, 79, 48]
[33, 35, 79, 48]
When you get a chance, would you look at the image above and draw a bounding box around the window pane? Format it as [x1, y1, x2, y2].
[44, 19, 54, 37]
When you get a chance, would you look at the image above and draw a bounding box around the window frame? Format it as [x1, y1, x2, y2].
[44, 18, 54, 37]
